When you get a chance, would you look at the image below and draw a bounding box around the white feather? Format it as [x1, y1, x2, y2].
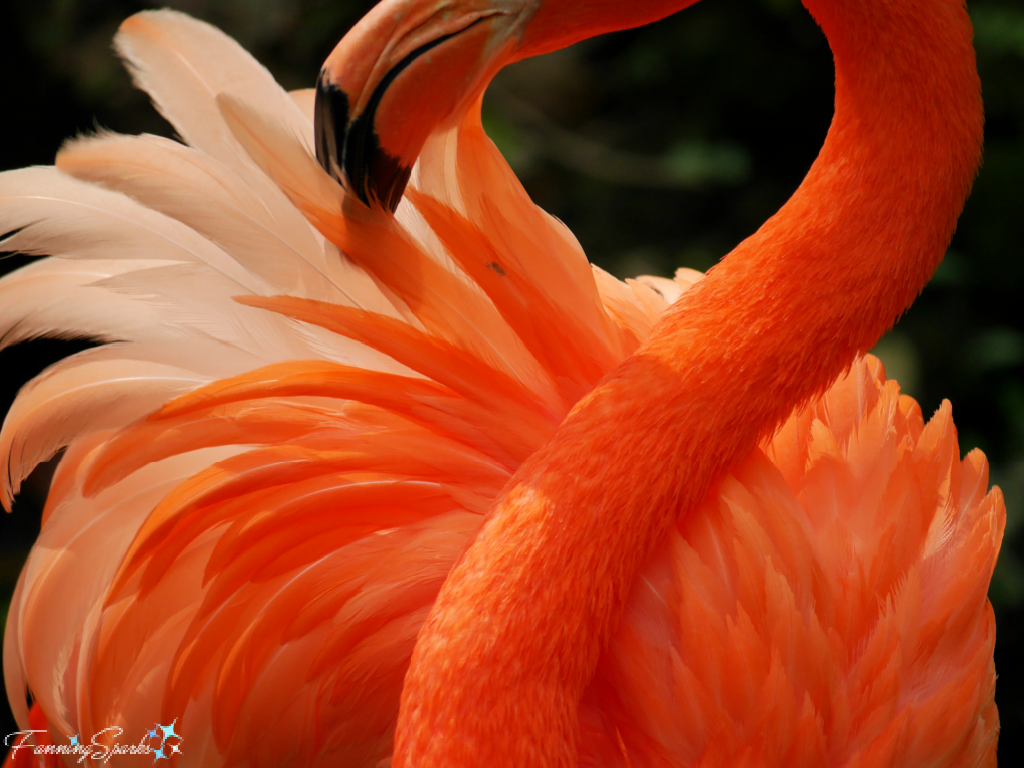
[114, 10, 311, 180]
[0, 167, 266, 294]
[56, 132, 356, 304]
[94, 263, 312, 359]
[93, 263, 413, 375]
[0, 258, 170, 351]
[0, 257, 293, 378]
[217, 94, 559, 395]
[289, 88, 316, 131]
[10, 448, 241, 735]
[0, 348, 209, 508]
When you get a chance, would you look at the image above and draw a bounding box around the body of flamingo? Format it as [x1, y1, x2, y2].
[0, 0, 1001, 766]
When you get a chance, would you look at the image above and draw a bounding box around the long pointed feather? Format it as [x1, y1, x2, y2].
[114, 10, 310, 177]
[0, 167, 264, 293]
[56, 132, 397, 311]
[217, 94, 557, 396]
[0, 258, 168, 352]
[0, 348, 208, 508]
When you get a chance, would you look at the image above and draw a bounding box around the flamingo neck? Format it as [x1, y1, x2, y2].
[395, 1, 982, 766]
[514, 0, 697, 59]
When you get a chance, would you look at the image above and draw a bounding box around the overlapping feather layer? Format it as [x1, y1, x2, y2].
[0, 10, 1002, 768]
[589, 357, 1002, 768]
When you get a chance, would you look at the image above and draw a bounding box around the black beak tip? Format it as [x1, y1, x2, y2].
[314, 71, 412, 214]
[314, 72, 349, 183]
[367, 154, 413, 214]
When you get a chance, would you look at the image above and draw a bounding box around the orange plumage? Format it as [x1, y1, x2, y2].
[0, 1, 1001, 767]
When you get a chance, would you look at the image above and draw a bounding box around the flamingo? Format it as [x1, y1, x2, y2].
[0, 0, 1002, 766]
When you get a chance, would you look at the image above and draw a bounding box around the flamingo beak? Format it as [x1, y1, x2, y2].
[316, 0, 524, 212]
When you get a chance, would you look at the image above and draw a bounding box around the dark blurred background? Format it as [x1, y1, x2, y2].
[1, 0, 1021, 762]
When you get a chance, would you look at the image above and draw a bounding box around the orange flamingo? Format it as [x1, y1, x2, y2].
[0, 0, 1001, 766]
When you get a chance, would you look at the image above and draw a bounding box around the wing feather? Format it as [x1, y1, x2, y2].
[0, 257, 168, 351]
[114, 10, 310, 178]
[0, 348, 207, 508]
[56, 132, 400, 313]
[0, 167, 264, 293]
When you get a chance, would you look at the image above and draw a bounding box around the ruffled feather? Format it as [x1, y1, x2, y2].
[0, 10, 1000, 768]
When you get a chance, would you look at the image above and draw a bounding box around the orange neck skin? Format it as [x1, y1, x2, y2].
[514, 0, 698, 59]
[394, 0, 983, 765]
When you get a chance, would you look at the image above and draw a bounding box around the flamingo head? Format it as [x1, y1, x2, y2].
[315, 0, 696, 211]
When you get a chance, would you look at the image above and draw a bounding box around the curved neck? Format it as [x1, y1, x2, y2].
[514, 0, 698, 59]
[736, 0, 983, 359]
[395, 1, 982, 765]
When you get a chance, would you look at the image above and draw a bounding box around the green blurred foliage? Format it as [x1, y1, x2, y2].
[1, 0, 1022, 761]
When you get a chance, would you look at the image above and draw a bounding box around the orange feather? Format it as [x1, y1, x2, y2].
[0, 3, 1000, 768]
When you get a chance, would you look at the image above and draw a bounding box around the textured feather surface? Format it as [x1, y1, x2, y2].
[0, 10, 1001, 768]
[113, 10, 311, 180]
[56, 132, 349, 305]
[0, 167, 260, 291]
[586, 357, 1002, 768]
[0, 257, 168, 350]
[0, 349, 206, 507]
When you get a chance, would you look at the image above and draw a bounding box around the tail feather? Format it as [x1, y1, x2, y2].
[11, 446, 243, 737]
[409, 189, 642, 399]
[238, 296, 562, 424]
